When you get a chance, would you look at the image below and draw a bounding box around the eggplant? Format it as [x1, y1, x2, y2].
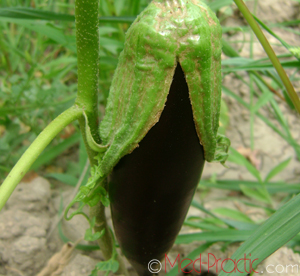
[78, 1, 230, 275]
[109, 63, 205, 275]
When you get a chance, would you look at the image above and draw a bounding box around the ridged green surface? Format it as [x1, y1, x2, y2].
[99, 0, 222, 176]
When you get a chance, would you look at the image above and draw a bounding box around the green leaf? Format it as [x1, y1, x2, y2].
[86, 194, 101, 207]
[0, 7, 74, 21]
[222, 38, 239, 57]
[176, 230, 252, 244]
[84, 228, 93, 241]
[46, 173, 78, 186]
[290, 47, 300, 59]
[100, 195, 110, 207]
[253, 14, 300, 62]
[100, 37, 124, 55]
[283, 89, 296, 110]
[240, 185, 271, 204]
[213, 208, 253, 223]
[265, 158, 292, 182]
[31, 133, 80, 170]
[114, 0, 126, 16]
[208, 0, 234, 12]
[227, 147, 262, 183]
[184, 220, 226, 231]
[222, 219, 258, 231]
[98, 26, 119, 36]
[0, 7, 136, 23]
[200, 179, 300, 194]
[165, 243, 212, 276]
[96, 259, 119, 273]
[191, 200, 223, 220]
[89, 269, 98, 276]
[85, 228, 105, 242]
[222, 85, 291, 148]
[222, 59, 300, 72]
[0, 18, 76, 52]
[252, 91, 273, 113]
[219, 193, 300, 276]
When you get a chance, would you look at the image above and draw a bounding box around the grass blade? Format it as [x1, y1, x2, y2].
[31, 133, 80, 170]
[0, 7, 74, 21]
[264, 158, 292, 183]
[213, 208, 253, 223]
[176, 230, 252, 244]
[253, 14, 300, 61]
[46, 173, 78, 186]
[0, 8, 135, 23]
[218, 193, 300, 275]
[227, 147, 262, 183]
[165, 243, 213, 276]
[200, 179, 300, 194]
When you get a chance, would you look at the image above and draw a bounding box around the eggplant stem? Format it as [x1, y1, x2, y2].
[90, 196, 129, 276]
[74, 0, 129, 274]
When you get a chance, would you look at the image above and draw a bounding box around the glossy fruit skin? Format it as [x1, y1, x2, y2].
[109, 64, 205, 275]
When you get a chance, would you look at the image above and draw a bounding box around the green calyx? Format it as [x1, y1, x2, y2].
[77, 0, 230, 206]
[98, 0, 230, 170]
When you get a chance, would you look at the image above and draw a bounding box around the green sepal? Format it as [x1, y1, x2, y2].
[83, 110, 108, 153]
[96, 0, 228, 178]
[68, 1, 231, 224]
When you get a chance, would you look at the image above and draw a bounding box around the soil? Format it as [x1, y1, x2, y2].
[1, 0, 300, 275]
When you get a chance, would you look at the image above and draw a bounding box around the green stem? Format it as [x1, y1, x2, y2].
[74, 0, 101, 168]
[234, 0, 300, 114]
[75, 0, 100, 144]
[74, 0, 128, 274]
[90, 200, 129, 276]
[0, 106, 82, 211]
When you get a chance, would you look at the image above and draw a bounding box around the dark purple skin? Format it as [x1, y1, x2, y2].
[109, 63, 205, 275]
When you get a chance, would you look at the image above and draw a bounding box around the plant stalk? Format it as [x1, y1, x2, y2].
[90, 199, 129, 276]
[74, 0, 128, 274]
[0, 106, 82, 211]
[234, 0, 300, 114]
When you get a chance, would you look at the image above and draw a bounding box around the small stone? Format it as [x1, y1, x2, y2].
[6, 177, 51, 211]
[11, 236, 46, 272]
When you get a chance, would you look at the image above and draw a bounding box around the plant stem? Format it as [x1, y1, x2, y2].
[75, 0, 100, 144]
[90, 198, 129, 276]
[74, 0, 128, 274]
[74, 0, 101, 169]
[234, 0, 300, 114]
[0, 106, 82, 211]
